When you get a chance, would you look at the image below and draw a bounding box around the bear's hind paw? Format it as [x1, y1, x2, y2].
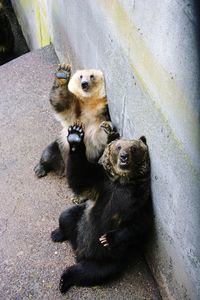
[59, 269, 74, 293]
[34, 163, 47, 178]
[51, 228, 65, 243]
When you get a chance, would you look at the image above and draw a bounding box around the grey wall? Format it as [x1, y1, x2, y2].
[12, 0, 200, 299]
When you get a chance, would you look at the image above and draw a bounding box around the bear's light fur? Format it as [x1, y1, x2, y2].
[34, 65, 118, 180]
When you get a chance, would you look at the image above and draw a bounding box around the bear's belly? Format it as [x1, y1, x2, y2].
[75, 200, 126, 261]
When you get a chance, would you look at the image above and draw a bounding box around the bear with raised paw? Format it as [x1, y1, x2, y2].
[51, 123, 153, 293]
[34, 65, 118, 181]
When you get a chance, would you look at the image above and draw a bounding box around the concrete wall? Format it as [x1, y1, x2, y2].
[12, 1, 200, 299]
[11, 0, 50, 49]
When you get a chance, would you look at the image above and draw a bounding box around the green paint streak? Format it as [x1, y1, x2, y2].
[98, 0, 200, 172]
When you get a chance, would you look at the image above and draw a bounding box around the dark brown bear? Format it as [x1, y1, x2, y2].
[51, 124, 152, 293]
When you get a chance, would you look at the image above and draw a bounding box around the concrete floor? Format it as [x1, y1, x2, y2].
[0, 46, 161, 299]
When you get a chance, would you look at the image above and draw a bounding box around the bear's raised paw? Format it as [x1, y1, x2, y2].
[100, 121, 120, 143]
[67, 124, 85, 152]
[100, 121, 113, 134]
[56, 64, 71, 80]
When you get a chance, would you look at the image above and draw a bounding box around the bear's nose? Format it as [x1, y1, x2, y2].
[120, 152, 128, 162]
[81, 81, 89, 91]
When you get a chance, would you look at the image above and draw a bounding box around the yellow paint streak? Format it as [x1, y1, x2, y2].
[33, 0, 51, 47]
[38, 0, 51, 46]
[98, 0, 200, 170]
[19, 0, 51, 47]
[33, 0, 42, 46]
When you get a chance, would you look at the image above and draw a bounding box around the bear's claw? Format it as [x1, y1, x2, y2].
[100, 121, 120, 143]
[100, 121, 113, 134]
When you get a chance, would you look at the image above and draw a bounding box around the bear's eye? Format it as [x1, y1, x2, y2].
[90, 74, 95, 80]
[131, 146, 137, 153]
[80, 75, 83, 79]
[116, 145, 121, 151]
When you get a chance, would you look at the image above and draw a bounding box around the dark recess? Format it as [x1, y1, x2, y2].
[0, 0, 29, 65]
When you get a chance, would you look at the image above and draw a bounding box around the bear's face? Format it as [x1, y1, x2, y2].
[99, 136, 149, 182]
[68, 69, 106, 100]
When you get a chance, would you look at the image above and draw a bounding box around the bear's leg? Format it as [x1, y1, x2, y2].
[59, 260, 122, 293]
[67, 124, 104, 194]
[51, 204, 85, 247]
[34, 140, 65, 178]
[49, 64, 73, 113]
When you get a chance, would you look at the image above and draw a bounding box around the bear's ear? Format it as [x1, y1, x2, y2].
[139, 136, 147, 144]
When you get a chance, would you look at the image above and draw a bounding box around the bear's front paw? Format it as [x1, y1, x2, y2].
[100, 121, 113, 134]
[71, 195, 87, 204]
[59, 269, 73, 293]
[100, 121, 120, 143]
[56, 64, 71, 80]
[99, 231, 116, 248]
[67, 123, 85, 152]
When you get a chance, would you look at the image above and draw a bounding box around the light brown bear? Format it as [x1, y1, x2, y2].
[34, 64, 118, 181]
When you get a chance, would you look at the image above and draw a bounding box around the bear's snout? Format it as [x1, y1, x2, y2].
[81, 81, 89, 91]
[119, 151, 129, 165]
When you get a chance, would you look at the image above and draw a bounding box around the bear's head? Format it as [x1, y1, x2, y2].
[99, 136, 150, 183]
[68, 69, 106, 100]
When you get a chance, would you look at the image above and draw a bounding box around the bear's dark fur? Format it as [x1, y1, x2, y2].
[0, 1, 14, 65]
[51, 124, 152, 293]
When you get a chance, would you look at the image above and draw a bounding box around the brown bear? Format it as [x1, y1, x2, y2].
[51, 123, 153, 293]
[34, 64, 118, 182]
